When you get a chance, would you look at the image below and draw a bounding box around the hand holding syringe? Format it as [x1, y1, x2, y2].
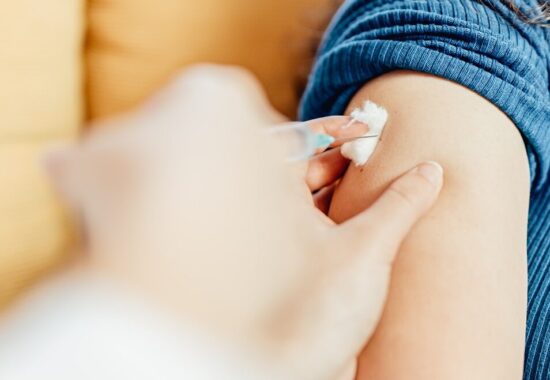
[267, 118, 377, 162]
[268, 100, 388, 164]
[26, 66, 443, 380]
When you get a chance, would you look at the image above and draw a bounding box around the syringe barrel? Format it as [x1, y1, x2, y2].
[266, 122, 318, 162]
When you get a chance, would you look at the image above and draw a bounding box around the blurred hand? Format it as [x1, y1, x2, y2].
[45, 65, 443, 380]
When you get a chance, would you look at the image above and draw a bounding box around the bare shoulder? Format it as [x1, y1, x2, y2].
[330, 71, 530, 379]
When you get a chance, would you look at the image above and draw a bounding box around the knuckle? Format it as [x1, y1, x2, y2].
[182, 64, 231, 80]
[167, 65, 280, 125]
[306, 156, 333, 189]
[305, 166, 319, 189]
[217, 66, 258, 86]
[174, 65, 257, 93]
[387, 171, 436, 212]
[174, 65, 271, 107]
[173, 65, 213, 86]
[387, 181, 420, 211]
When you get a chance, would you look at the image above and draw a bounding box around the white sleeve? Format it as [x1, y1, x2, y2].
[0, 273, 281, 380]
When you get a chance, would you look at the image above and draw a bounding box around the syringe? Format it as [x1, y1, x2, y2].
[266, 122, 378, 162]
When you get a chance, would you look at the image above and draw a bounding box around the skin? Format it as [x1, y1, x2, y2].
[42, 66, 444, 380]
[325, 71, 530, 379]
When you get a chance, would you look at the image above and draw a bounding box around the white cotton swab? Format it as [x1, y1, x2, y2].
[341, 101, 388, 166]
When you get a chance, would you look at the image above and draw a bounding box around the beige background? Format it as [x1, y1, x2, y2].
[87, 0, 334, 119]
[0, 0, 334, 306]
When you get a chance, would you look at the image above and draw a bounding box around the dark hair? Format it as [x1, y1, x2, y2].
[485, 0, 550, 25]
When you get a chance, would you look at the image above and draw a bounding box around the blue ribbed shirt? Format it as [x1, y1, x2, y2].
[300, 1, 550, 378]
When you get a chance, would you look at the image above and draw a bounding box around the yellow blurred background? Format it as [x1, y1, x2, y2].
[0, 0, 334, 306]
[87, 0, 335, 119]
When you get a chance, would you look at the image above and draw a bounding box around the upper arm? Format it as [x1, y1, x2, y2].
[329, 71, 530, 379]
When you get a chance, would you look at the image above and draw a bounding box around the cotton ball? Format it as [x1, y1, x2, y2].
[350, 101, 388, 134]
[340, 136, 380, 167]
[341, 101, 388, 166]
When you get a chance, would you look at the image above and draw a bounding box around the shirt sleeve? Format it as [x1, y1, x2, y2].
[299, 0, 550, 189]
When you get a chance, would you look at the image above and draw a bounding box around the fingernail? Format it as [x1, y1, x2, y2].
[414, 161, 444, 186]
[341, 117, 369, 134]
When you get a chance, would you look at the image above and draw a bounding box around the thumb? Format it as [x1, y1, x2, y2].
[340, 161, 444, 263]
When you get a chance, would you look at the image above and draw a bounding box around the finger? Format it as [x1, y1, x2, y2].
[340, 161, 444, 263]
[334, 360, 357, 380]
[306, 148, 349, 191]
[285, 116, 367, 180]
[313, 182, 337, 215]
[306, 116, 369, 150]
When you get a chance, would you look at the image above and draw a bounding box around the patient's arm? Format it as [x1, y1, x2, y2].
[329, 71, 530, 379]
